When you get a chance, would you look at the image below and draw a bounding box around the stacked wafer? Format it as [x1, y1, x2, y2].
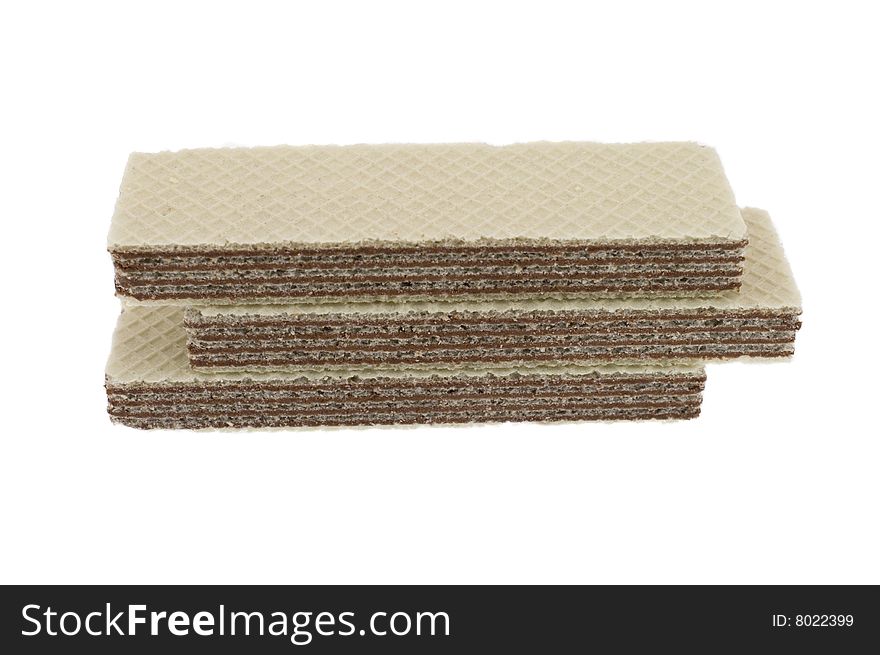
[105, 142, 801, 429]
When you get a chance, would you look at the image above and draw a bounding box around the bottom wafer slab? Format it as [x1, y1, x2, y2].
[106, 306, 706, 429]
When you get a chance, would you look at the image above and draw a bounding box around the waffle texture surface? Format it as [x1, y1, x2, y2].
[108, 142, 745, 248]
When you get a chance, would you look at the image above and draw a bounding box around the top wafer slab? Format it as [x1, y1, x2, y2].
[110, 142, 745, 246]
[109, 142, 747, 302]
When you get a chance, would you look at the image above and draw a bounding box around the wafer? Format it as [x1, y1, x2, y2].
[109, 142, 746, 303]
[183, 208, 799, 372]
[106, 306, 706, 429]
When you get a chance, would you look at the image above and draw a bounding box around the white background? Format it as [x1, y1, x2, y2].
[1, 1, 878, 584]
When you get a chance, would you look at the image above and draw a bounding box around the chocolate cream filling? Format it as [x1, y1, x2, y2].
[110, 239, 747, 262]
[116, 263, 742, 285]
[187, 330, 799, 351]
[116, 278, 741, 301]
[186, 346, 793, 369]
[110, 405, 702, 429]
[183, 311, 799, 369]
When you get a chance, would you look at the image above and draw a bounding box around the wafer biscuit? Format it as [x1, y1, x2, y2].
[106, 306, 706, 429]
[183, 208, 799, 372]
[109, 142, 746, 303]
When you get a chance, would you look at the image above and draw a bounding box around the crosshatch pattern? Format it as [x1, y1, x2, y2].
[108, 142, 746, 248]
